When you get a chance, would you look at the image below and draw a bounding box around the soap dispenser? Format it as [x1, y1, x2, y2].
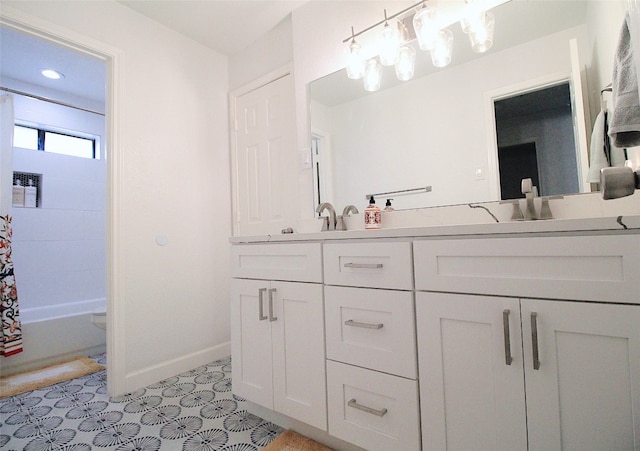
[384, 198, 394, 211]
[364, 195, 381, 230]
[12, 179, 25, 207]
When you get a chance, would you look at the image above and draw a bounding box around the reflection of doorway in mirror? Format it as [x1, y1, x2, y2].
[311, 131, 333, 209]
[493, 82, 580, 200]
[498, 142, 541, 199]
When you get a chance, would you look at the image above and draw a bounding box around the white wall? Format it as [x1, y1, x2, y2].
[2, 0, 231, 394]
[12, 91, 107, 319]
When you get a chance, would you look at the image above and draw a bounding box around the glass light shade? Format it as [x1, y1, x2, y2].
[460, 10, 485, 34]
[413, 6, 439, 51]
[395, 45, 416, 81]
[363, 59, 382, 92]
[468, 12, 494, 53]
[430, 28, 453, 68]
[378, 22, 400, 66]
[345, 40, 365, 79]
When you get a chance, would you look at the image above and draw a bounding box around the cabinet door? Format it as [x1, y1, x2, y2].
[522, 299, 640, 451]
[271, 281, 327, 430]
[230, 278, 273, 409]
[416, 292, 527, 451]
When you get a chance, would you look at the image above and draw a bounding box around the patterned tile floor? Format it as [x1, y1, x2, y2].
[0, 354, 284, 450]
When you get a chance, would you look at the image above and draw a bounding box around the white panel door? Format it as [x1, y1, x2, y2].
[522, 299, 640, 451]
[230, 278, 273, 409]
[233, 73, 296, 236]
[271, 281, 326, 430]
[416, 292, 528, 451]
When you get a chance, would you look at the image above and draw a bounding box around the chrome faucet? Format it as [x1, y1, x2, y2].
[521, 178, 538, 220]
[316, 202, 337, 231]
[342, 205, 359, 216]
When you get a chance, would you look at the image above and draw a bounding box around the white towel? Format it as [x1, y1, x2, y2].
[609, 12, 640, 147]
[587, 109, 608, 183]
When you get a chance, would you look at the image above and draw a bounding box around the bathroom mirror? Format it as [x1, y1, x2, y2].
[310, 0, 623, 211]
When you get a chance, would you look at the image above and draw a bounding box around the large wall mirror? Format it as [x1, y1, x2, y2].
[309, 0, 622, 211]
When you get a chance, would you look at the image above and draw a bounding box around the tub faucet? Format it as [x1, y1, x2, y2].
[316, 202, 337, 231]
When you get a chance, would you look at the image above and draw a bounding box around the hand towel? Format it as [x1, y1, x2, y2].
[587, 109, 608, 182]
[609, 12, 640, 147]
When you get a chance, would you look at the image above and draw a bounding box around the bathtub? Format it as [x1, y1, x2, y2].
[2, 298, 107, 377]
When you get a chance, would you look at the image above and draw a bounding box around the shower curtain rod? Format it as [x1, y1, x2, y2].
[0, 86, 105, 116]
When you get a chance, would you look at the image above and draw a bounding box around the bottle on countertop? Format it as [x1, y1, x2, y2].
[364, 195, 381, 230]
[24, 179, 37, 208]
[384, 198, 394, 211]
[12, 179, 25, 207]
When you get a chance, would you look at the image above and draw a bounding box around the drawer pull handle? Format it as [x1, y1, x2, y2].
[503, 309, 513, 365]
[348, 399, 388, 417]
[268, 288, 277, 322]
[344, 319, 383, 330]
[258, 288, 267, 321]
[531, 312, 540, 370]
[343, 263, 383, 269]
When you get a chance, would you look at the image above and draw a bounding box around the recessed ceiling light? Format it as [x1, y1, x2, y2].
[41, 69, 64, 80]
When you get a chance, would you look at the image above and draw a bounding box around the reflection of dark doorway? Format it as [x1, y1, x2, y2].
[494, 82, 579, 199]
[498, 142, 540, 199]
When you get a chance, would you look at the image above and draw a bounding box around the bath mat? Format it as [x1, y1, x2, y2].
[0, 356, 104, 398]
[263, 429, 333, 451]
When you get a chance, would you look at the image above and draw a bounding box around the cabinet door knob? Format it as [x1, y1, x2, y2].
[268, 288, 278, 322]
[347, 398, 388, 417]
[258, 288, 267, 321]
[531, 312, 540, 370]
[503, 309, 513, 365]
[344, 319, 384, 330]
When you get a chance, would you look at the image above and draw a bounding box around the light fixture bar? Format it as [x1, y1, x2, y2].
[342, 0, 427, 43]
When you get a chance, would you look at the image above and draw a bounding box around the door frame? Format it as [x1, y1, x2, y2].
[228, 64, 293, 236]
[0, 6, 126, 395]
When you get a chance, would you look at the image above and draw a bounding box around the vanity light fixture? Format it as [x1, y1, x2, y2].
[467, 11, 495, 53]
[41, 69, 64, 80]
[396, 45, 416, 81]
[345, 27, 366, 79]
[431, 29, 454, 68]
[378, 9, 401, 66]
[343, 0, 497, 90]
[363, 58, 382, 92]
[413, 3, 439, 51]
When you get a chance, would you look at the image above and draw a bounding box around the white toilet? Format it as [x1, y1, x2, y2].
[91, 310, 106, 330]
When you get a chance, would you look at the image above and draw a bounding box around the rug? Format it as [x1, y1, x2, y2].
[0, 356, 104, 398]
[263, 430, 333, 451]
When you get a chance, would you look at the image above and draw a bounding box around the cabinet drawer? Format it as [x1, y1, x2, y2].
[324, 241, 412, 289]
[325, 286, 416, 379]
[327, 361, 420, 451]
[414, 235, 640, 303]
[231, 243, 322, 282]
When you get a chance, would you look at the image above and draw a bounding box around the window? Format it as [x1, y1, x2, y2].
[13, 124, 99, 159]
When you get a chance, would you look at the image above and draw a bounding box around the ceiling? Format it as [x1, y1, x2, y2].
[117, 0, 308, 57]
[0, 1, 307, 105]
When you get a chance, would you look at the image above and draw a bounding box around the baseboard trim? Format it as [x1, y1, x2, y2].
[125, 341, 231, 392]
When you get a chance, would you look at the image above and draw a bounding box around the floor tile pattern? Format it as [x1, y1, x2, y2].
[0, 355, 284, 450]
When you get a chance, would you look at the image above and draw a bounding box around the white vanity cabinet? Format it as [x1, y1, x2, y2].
[414, 236, 640, 451]
[230, 243, 326, 430]
[323, 241, 421, 451]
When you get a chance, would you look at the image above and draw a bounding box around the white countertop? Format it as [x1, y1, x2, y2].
[230, 214, 640, 243]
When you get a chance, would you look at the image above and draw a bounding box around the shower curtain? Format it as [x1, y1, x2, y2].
[0, 94, 23, 356]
